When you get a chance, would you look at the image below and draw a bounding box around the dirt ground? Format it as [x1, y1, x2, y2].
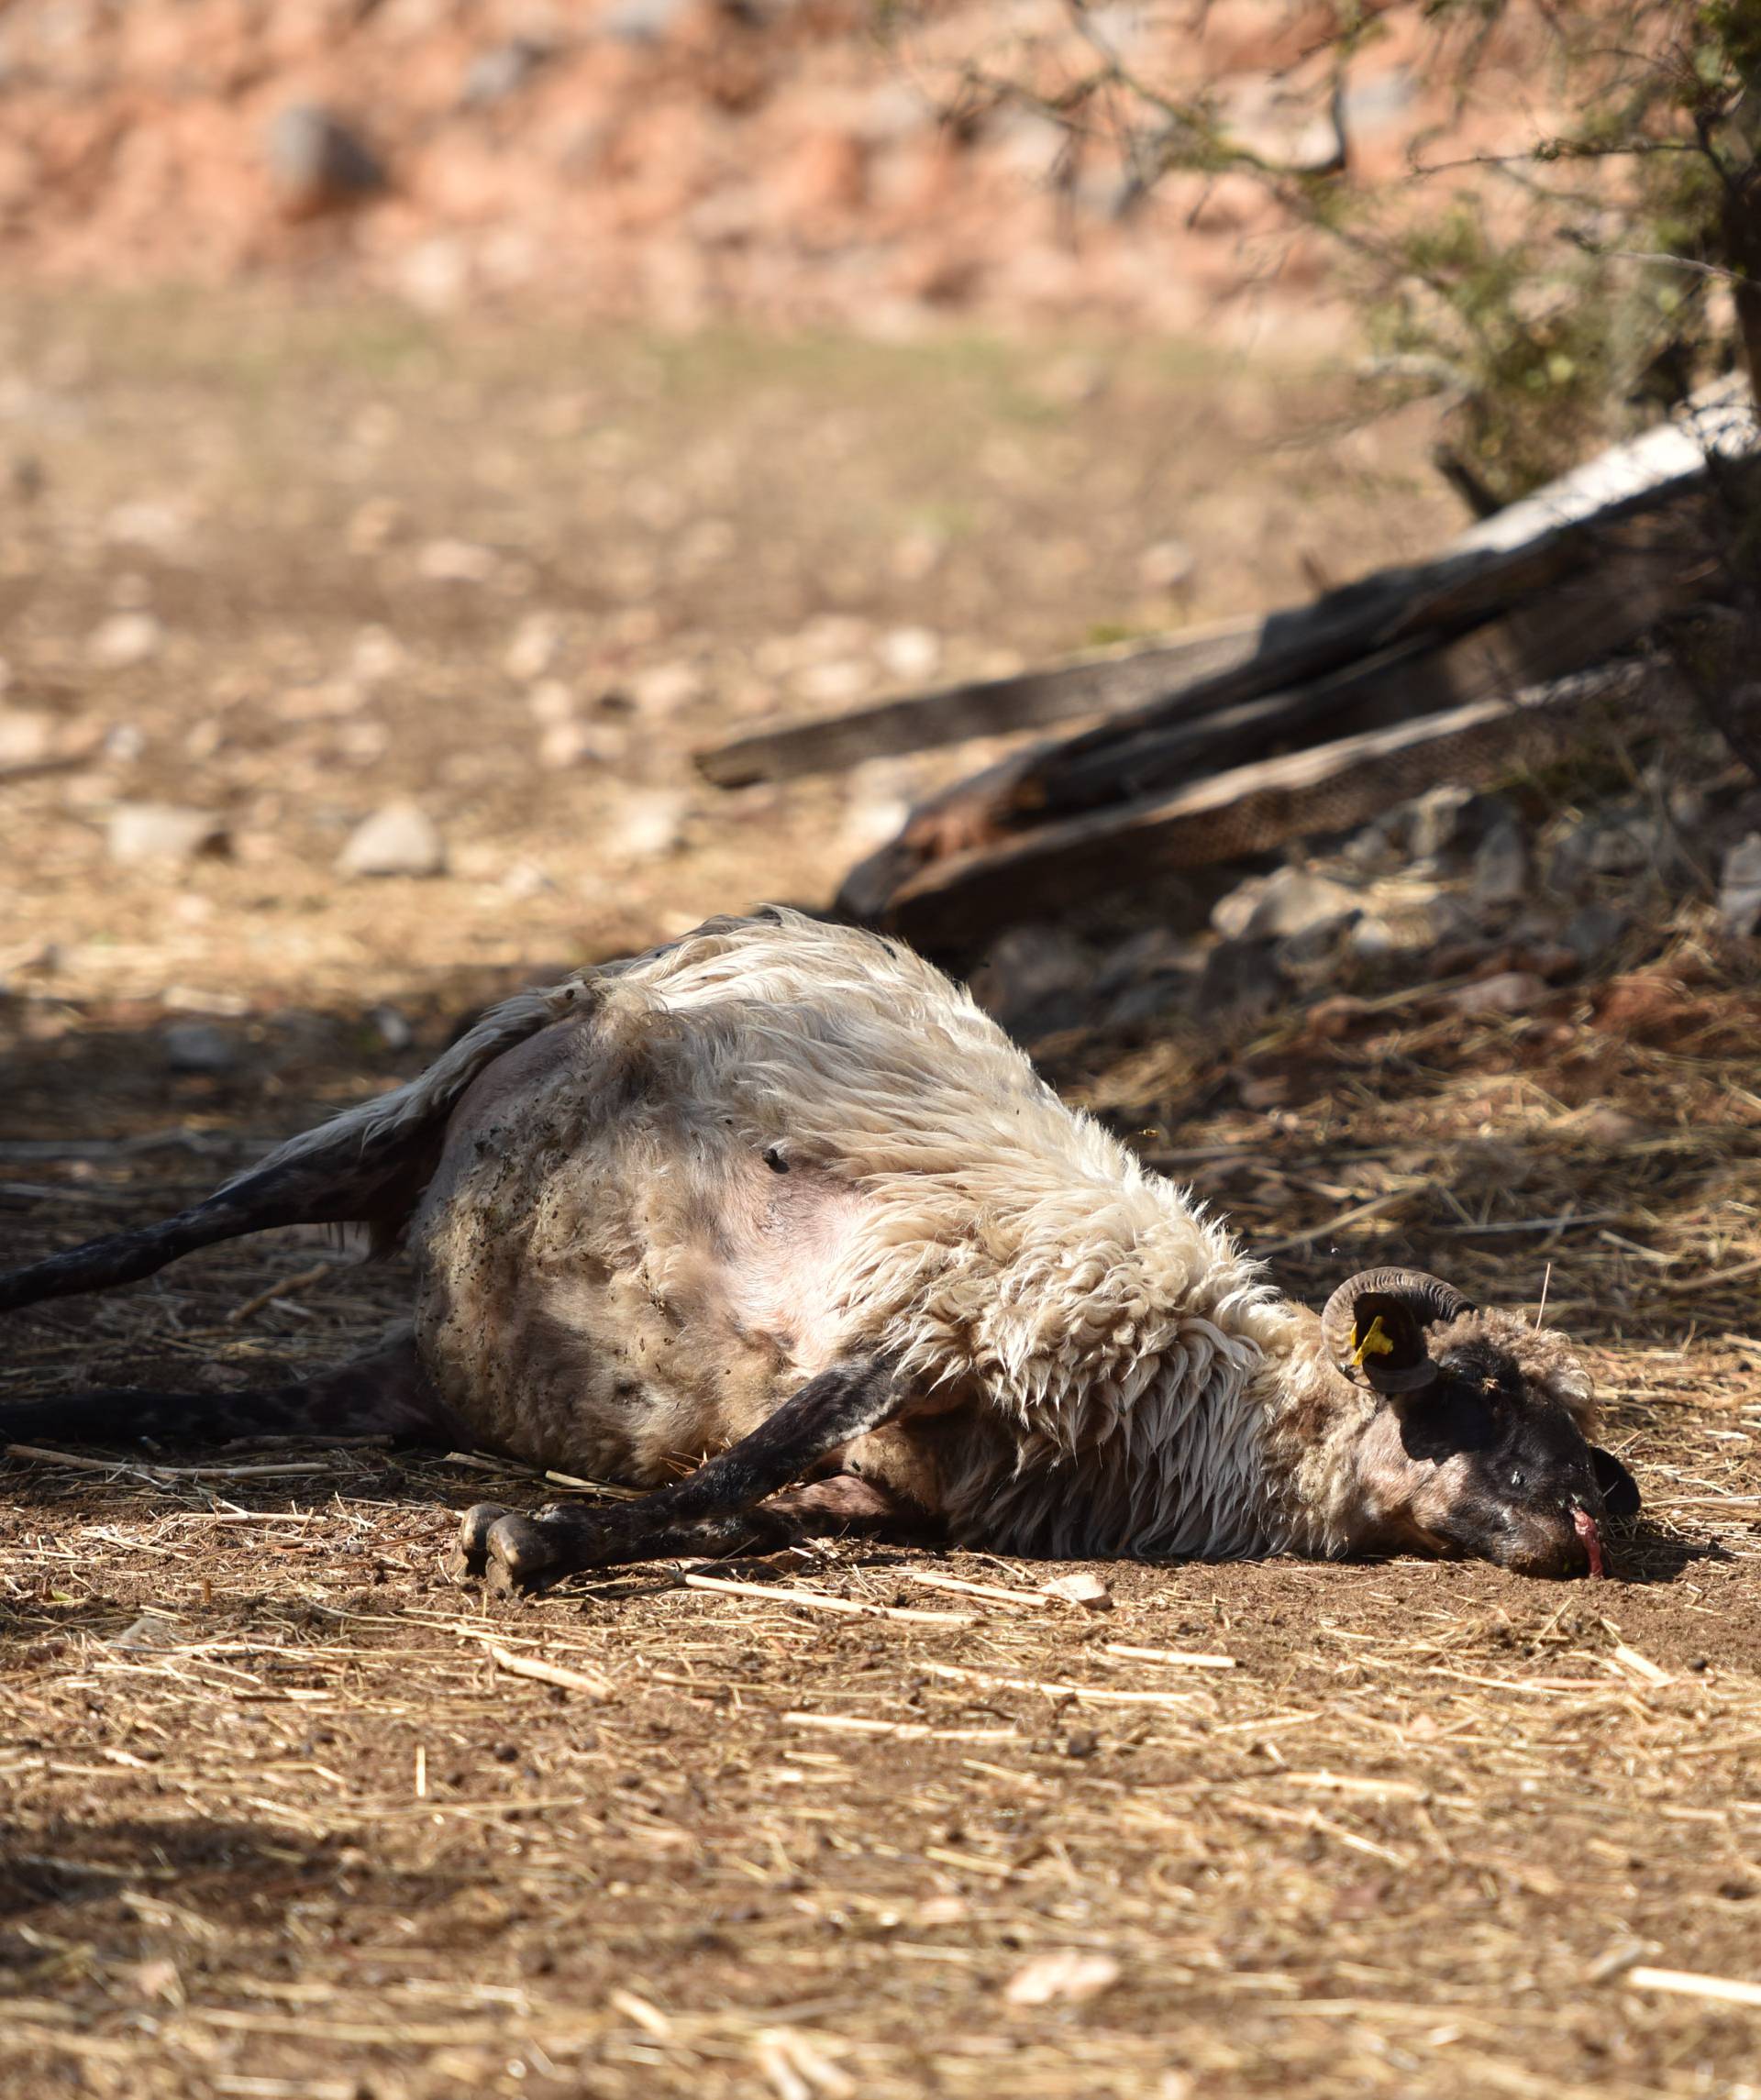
[3, 293, 1761, 2099]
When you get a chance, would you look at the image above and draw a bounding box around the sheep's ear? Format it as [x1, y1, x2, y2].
[1344, 1290, 1441, 1398]
[1592, 1446, 1641, 1517]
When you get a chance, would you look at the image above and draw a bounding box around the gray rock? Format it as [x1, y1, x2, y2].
[1547, 803, 1666, 893]
[338, 801, 447, 879]
[369, 1003, 414, 1051]
[1106, 974, 1200, 1029]
[107, 802, 229, 867]
[602, 0, 692, 42]
[267, 106, 385, 214]
[970, 925, 1093, 1035]
[1093, 925, 1205, 995]
[1565, 901, 1632, 967]
[1718, 833, 1761, 937]
[1401, 785, 1512, 865]
[1444, 970, 1548, 1020]
[88, 611, 164, 669]
[1470, 819, 1532, 908]
[461, 39, 549, 107]
[1235, 868, 1361, 944]
[1196, 938, 1283, 1026]
[1583, 810, 1662, 876]
[1137, 539, 1196, 593]
[162, 1022, 237, 1075]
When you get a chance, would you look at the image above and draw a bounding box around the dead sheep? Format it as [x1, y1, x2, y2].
[0, 908, 1638, 1589]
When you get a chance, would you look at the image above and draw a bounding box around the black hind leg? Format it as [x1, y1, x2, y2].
[0, 1339, 461, 1452]
[452, 1355, 910, 1594]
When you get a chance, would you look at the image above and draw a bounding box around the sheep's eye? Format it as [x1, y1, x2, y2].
[763, 1147, 790, 1175]
[1509, 1469, 1526, 1492]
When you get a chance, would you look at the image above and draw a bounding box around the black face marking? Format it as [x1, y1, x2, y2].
[1392, 1336, 1634, 1575]
[763, 1147, 790, 1175]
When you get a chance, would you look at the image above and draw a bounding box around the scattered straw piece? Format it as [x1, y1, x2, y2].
[901, 1568, 1050, 1608]
[1625, 1966, 1761, 2008]
[1004, 1949, 1121, 2006]
[681, 1573, 972, 1626]
[227, 1262, 333, 1325]
[1608, 1643, 1671, 1686]
[475, 1641, 611, 1698]
[1103, 1642, 1236, 1669]
[782, 1712, 1017, 1743]
[919, 1660, 1200, 1709]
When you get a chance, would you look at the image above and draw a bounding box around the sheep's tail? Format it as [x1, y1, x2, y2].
[0, 1336, 473, 1452]
[0, 975, 593, 1318]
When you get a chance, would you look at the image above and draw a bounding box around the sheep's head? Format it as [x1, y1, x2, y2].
[1323, 1268, 1639, 1578]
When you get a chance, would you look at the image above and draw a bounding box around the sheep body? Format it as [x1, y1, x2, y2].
[1, 908, 1635, 1582]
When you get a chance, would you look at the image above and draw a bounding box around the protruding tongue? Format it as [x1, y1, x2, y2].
[1573, 1505, 1606, 1579]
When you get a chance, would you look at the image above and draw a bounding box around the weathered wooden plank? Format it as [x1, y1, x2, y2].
[692, 615, 1263, 786]
[697, 391, 1751, 788]
[852, 662, 1675, 951]
[836, 534, 1705, 921]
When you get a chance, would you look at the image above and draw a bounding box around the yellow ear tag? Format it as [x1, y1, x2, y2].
[1352, 1314, 1395, 1368]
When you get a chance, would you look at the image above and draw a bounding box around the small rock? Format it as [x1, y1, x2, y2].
[338, 801, 447, 879]
[1346, 914, 1398, 963]
[879, 626, 942, 683]
[1094, 926, 1206, 994]
[1042, 1571, 1112, 1610]
[1213, 867, 1364, 945]
[1107, 973, 1201, 1029]
[417, 538, 498, 584]
[1196, 938, 1283, 1025]
[88, 611, 164, 669]
[1340, 813, 1403, 873]
[1583, 812, 1661, 876]
[107, 803, 228, 867]
[0, 708, 55, 767]
[505, 611, 565, 682]
[602, 0, 692, 41]
[1137, 538, 1196, 593]
[793, 658, 872, 708]
[1576, 1104, 1645, 1148]
[630, 661, 703, 717]
[1401, 784, 1508, 865]
[347, 497, 406, 554]
[501, 861, 557, 901]
[349, 626, 406, 684]
[1718, 834, 1761, 936]
[267, 105, 385, 217]
[461, 38, 548, 107]
[1470, 819, 1531, 908]
[537, 719, 620, 768]
[162, 1022, 236, 1075]
[1033, 354, 1112, 405]
[891, 527, 947, 581]
[969, 926, 1093, 1035]
[1443, 970, 1548, 1020]
[1565, 901, 1632, 966]
[1004, 1950, 1121, 2007]
[104, 500, 189, 551]
[369, 1003, 413, 1051]
[607, 790, 687, 861]
[397, 237, 471, 315]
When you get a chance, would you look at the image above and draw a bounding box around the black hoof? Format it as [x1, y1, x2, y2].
[483, 1511, 569, 1596]
[449, 1501, 513, 1581]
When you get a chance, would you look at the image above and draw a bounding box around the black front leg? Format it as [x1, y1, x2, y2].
[452, 1354, 910, 1593]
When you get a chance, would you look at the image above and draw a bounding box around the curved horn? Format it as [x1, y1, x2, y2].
[1321, 1268, 1476, 1396]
